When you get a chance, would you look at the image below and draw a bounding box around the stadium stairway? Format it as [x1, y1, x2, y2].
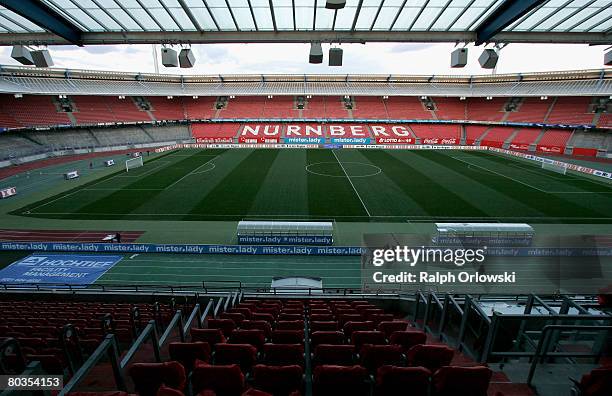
[4, 290, 604, 396]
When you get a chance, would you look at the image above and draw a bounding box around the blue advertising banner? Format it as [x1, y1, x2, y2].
[284, 137, 326, 144]
[237, 235, 333, 245]
[330, 138, 371, 144]
[0, 253, 123, 285]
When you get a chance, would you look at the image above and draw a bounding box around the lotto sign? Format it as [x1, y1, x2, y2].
[0, 187, 16, 199]
[0, 254, 123, 285]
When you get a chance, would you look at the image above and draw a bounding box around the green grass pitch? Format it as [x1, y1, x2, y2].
[12, 148, 612, 223]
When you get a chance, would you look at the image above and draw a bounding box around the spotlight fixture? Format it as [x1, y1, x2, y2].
[179, 48, 196, 68]
[31, 49, 53, 67]
[161, 48, 179, 67]
[329, 48, 343, 67]
[478, 48, 498, 69]
[118, 95, 125, 99]
[605, 49, 612, 66]
[309, 42, 323, 64]
[167, 96, 174, 99]
[14, 93, 23, 98]
[193, 95, 199, 99]
[450, 48, 467, 68]
[326, 0, 345, 9]
[540, 96, 548, 100]
[486, 96, 492, 100]
[11, 45, 34, 65]
[459, 96, 466, 100]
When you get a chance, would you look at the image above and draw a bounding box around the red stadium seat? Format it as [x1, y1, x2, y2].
[156, 384, 185, 396]
[407, 344, 454, 372]
[252, 364, 303, 396]
[432, 366, 492, 396]
[375, 366, 431, 396]
[191, 328, 226, 345]
[262, 343, 304, 367]
[310, 314, 335, 322]
[310, 321, 337, 332]
[313, 345, 355, 366]
[220, 313, 246, 326]
[129, 361, 186, 396]
[338, 314, 362, 326]
[359, 344, 404, 371]
[207, 319, 236, 337]
[389, 331, 427, 352]
[351, 331, 387, 350]
[276, 320, 305, 331]
[229, 329, 266, 349]
[311, 331, 345, 347]
[573, 366, 612, 396]
[271, 330, 304, 344]
[313, 365, 369, 396]
[215, 343, 257, 372]
[377, 321, 409, 338]
[343, 321, 375, 337]
[252, 313, 276, 323]
[230, 308, 253, 319]
[192, 363, 245, 396]
[169, 342, 211, 372]
[279, 314, 303, 321]
[240, 320, 272, 337]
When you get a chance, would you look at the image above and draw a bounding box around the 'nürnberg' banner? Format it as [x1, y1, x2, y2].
[361, 234, 612, 294]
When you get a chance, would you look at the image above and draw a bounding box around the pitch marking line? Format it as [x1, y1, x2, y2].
[332, 150, 372, 217]
[116, 160, 170, 178]
[164, 155, 220, 190]
[449, 155, 548, 193]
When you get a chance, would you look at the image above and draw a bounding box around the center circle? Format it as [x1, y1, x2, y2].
[305, 162, 382, 178]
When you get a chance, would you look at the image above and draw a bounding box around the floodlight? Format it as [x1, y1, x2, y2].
[162, 48, 179, 67]
[329, 48, 343, 66]
[179, 48, 196, 68]
[450, 48, 467, 68]
[31, 49, 53, 67]
[326, 0, 346, 9]
[309, 42, 323, 64]
[478, 49, 498, 69]
[605, 49, 612, 66]
[11, 45, 34, 65]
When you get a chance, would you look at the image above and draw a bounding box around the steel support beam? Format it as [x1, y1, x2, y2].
[475, 0, 547, 45]
[0, 0, 82, 45]
[0, 30, 609, 46]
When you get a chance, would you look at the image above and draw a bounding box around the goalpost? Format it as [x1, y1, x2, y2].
[541, 161, 568, 175]
[125, 156, 144, 172]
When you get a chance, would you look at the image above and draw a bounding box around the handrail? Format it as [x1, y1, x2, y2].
[60, 334, 126, 395]
[526, 325, 612, 387]
[120, 321, 160, 368]
[223, 293, 232, 312]
[159, 310, 185, 346]
[200, 299, 214, 324]
[213, 297, 224, 317]
[183, 303, 202, 336]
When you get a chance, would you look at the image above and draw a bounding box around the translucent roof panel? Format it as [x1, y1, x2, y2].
[0, 0, 607, 43]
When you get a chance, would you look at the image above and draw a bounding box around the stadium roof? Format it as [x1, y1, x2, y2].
[0, 0, 610, 46]
[0, 66, 610, 96]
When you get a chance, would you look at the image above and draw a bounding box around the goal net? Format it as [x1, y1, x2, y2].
[541, 161, 567, 175]
[125, 156, 144, 172]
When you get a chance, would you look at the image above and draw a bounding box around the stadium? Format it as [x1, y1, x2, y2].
[0, 1, 611, 396]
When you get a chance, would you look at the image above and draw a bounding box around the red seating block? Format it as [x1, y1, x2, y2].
[169, 342, 211, 372]
[252, 364, 303, 396]
[311, 331, 345, 347]
[343, 321, 375, 337]
[407, 344, 454, 372]
[377, 321, 409, 338]
[191, 328, 226, 345]
[359, 344, 404, 371]
[313, 344, 355, 366]
[389, 330, 427, 352]
[351, 331, 387, 350]
[229, 329, 266, 349]
[310, 321, 337, 332]
[240, 320, 272, 337]
[215, 343, 258, 372]
[432, 366, 492, 396]
[208, 319, 236, 337]
[192, 363, 245, 396]
[271, 330, 304, 344]
[313, 365, 369, 396]
[129, 361, 186, 396]
[375, 365, 431, 396]
[262, 343, 304, 367]
[276, 320, 305, 331]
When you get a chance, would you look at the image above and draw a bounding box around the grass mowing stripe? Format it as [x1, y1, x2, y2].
[428, 150, 608, 219]
[306, 149, 368, 219]
[361, 150, 489, 218]
[12, 150, 178, 216]
[332, 149, 371, 217]
[188, 149, 280, 218]
[70, 151, 226, 219]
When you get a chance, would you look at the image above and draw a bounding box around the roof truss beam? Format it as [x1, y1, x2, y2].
[475, 0, 547, 45]
[0, 0, 82, 45]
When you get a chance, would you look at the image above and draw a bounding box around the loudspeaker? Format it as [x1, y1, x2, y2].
[309, 43, 323, 64]
[162, 48, 178, 67]
[11, 45, 34, 65]
[329, 48, 343, 67]
[605, 50, 612, 66]
[451, 48, 467, 68]
[31, 50, 53, 67]
[478, 49, 498, 69]
[326, 0, 345, 9]
[179, 48, 196, 68]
